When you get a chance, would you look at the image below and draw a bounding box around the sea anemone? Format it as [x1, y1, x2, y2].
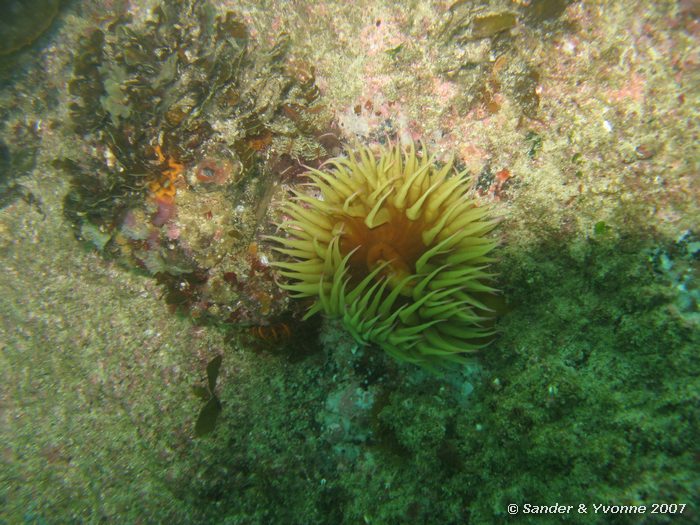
[271, 142, 499, 369]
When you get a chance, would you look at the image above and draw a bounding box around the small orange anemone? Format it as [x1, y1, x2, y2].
[271, 142, 499, 368]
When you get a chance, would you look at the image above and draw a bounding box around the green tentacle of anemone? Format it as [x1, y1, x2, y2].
[269, 142, 500, 369]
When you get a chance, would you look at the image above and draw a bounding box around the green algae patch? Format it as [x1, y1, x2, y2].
[454, 236, 699, 523]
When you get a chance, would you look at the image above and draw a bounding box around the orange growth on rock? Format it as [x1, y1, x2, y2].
[246, 132, 273, 152]
[148, 145, 185, 204]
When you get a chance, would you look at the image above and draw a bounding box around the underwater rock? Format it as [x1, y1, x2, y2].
[0, 0, 60, 56]
[60, 0, 332, 330]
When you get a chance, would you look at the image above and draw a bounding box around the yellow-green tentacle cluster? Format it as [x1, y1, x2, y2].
[270, 142, 499, 368]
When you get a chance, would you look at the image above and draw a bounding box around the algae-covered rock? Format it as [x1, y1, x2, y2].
[60, 0, 333, 329]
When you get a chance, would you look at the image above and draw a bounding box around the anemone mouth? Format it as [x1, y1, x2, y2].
[339, 205, 425, 293]
[271, 142, 499, 369]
